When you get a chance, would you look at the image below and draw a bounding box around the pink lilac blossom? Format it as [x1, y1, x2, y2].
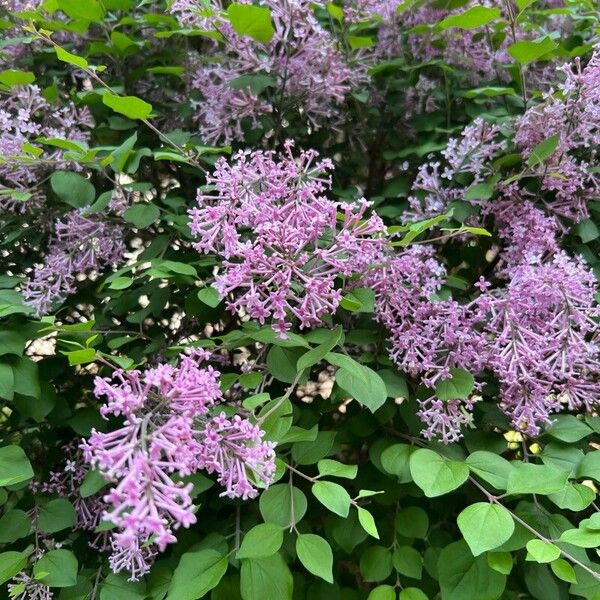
[515, 48, 600, 221]
[405, 119, 506, 221]
[362, 246, 489, 442]
[0, 85, 93, 210]
[484, 252, 600, 436]
[172, 1, 353, 143]
[188, 142, 386, 336]
[487, 199, 559, 273]
[82, 353, 275, 579]
[21, 211, 125, 317]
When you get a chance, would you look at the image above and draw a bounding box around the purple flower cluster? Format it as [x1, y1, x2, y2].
[361, 246, 489, 442]
[82, 353, 275, 579]
[30, 444, 106, 536]
[406, 118, 506, 221]
[189, 142, 386, 336]
[0, 85, 93, 209]
[22, 211, 125, 317]
[515, 49, 600, 221]
[171, 1, 353, 143]
[485, 252, 600, 436]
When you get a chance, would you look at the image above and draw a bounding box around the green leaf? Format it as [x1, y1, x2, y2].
[100, 573, 145, 600]
[33, 549, 78, 587]
[103, 93, 153, 120]
[65, 348, 96, 366]
[0, 509, 31, 543]
[487, 551, 513, 575]
[110, 132, 138, 173]
[367, 586, 396, 600]
[38, 499, 76, 534]
[291, 431, 335, 465]
[296, 533, 333, 583]
[438, 540, 506, 600]
[393, 545, 423, 578]
[466, 451, 513, 490]
[236, 523, 283, 559]
[559, 527, 600, 548]
[335, 364, 387, 412]
[227, 3, 275, 43]
[457, 503, 514, 556]
[527, 133, 560, 168]
[381, 443, 415, 483]
[399, 589, 428, 600]
[439, 6, 501, 29]
[311, 481, 351, 517]
[550, 558, 577, 584]
[296, 326, 342, 372]
[317, 459, 357, 479]
[123, 204, 160, 228]
[435, 368, 474, 401]
[348, 35, 373, 49]
[0, 363, 14, 401]
[167, 549, 228, 600]
[357, 507, 379, 539]
[0, 445, 33, 486]
[228, 74, 276, 94]
[409, 449, 469, 497]
[526, 540, 561, 563]
[576, 451, 600, 481]
[80, 469, 107, 498]
[50, 171, 95, 208]
[546, 415, 592, 442]
[197, 287, 221, 308]
[259, 484, 307, 528]
[508, 37, 558, 65]
[574, 219, 600, 244]
[0, 69, 35, 87]
[0, 551, 28, 585]
[548, 483, 595, 511]
[57, 0, 105, 21]
[55, 46, 89, 69]
[360, 546, 393, 582]
[240, 554, 293, 600]
[11, 356, 40, 399]
[378, 369, 409, 399]
[506, 463, 569, 495]
[109, 277, 133, 290]
[395, 506, 428, 539]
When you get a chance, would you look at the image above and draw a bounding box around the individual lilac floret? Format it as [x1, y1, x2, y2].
[189, 142, 386, 336]
[82, 353, 276, 579]
[21, 211, 125, 317]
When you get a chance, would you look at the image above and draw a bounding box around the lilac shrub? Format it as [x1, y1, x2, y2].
[1, 1, 600, 598]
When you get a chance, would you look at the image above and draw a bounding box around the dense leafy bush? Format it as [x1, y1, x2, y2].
[1, 0, 600, 598]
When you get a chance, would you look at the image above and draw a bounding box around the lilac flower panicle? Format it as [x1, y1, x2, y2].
[362, 246, 488, 442]
[21, 211, 125, 317]
[189, 142, 386, 335]
[172, 1, 353, 143]
[82, 353, 276, 579]
[484, 252, 600, 436]
[0, 85, 93, 211]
